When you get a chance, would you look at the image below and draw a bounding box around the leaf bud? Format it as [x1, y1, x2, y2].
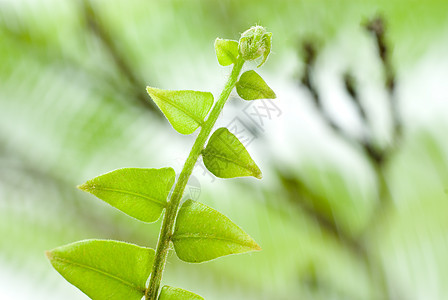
[238, 25, 272, 67]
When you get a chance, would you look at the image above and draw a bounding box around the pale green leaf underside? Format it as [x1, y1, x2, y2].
[159, 285, 204, 300]
[236, 70, 276, 100]
[173, 200, 261, 263]
[78, 167, 175, 223]
[214, 38, 239, 66]
[147, 87, 214, 135]
[202, 127, 262, 179]
[46, 239, 155, 300]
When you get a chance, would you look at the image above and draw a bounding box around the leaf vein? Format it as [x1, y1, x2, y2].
[204, 150, 259, 175]
[93, 186, 166, 208]
[155, 93, 204, 125]
[51, 256, 145, 293]
[222, 48, 237, 62]
[238, 81, 267, 98]
[173, 233, 254, 249]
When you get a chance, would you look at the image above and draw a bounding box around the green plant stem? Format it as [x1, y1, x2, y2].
[145, 57, 245, 300]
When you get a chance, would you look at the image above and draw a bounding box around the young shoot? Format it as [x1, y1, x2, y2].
[46, 25, 275, 300]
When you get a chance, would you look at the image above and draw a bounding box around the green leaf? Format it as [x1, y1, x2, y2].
[258, 31, 272, 67]
[173, 200, 261, 263]
[202, 127, 262, 179]
[46, 239, 155, 300]
[159, 286, 204, 300]
[214, 38, 239, 66]
[235, 70, 276, 100]
[78, 167, 175, 223]
[146, 87, 214, 135]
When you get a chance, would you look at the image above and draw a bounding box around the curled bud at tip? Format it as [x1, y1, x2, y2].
[238, 25, 272, 67]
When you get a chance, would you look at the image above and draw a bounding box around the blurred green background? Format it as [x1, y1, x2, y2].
[1, 0, 448, 299]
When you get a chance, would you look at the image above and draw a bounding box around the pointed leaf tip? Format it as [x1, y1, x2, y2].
[146, 87, 214, 135]
[173, 200, 261, 263]
[215, 38, 239, 66]
[76, 183, 89, 192]
[47, 239, 155, 300]
[202, 127, 262, 179]
[78, 167, 175, 223]
[236, 70, 276, 101]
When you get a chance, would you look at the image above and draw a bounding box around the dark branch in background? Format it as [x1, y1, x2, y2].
[282, 16, 406, 300]
[301, 262, 359, 300]
[81, 0, 160, 115]
[0, 5, 159, 118]
[343, 73, 368, 128]
[280, 174, 367, 260]
[343, 73, 385, 164]
[301, 41, 356, 145]
[365, 17, 394, 90]
[300, 40, 385, 165]
[365, 16, 402, 145]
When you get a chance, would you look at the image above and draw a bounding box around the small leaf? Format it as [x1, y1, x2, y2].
[46, 239, 155, 300]
[214, 38, 239, 66]
[78, 167, 175, 223]
[202, 127, 262, 179]
[159, 286, 204, 300]
[236, 70, 276, 100]
[173, 200, 261, 263]
[147, 87, 214, 135]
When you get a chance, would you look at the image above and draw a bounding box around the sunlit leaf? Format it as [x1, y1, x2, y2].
[159, 285, 204, 300]
[146, 87, 214, 135]
[173, 200, 261, 263]
[78, 167, 175, 222]
[236, 70, 276, 100]
[46, 239, 154, 300]
[214, 38, 239, 66]
[202, 127, 262, 179]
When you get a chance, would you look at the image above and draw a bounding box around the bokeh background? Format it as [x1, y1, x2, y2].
[1, 0, 448, 299]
